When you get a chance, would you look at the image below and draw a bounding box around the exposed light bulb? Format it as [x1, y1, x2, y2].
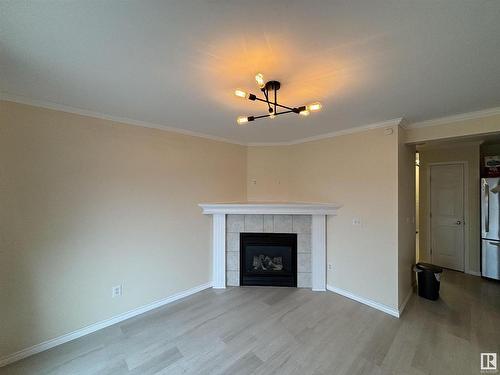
[237, 116, 249, 125]
[255, 73, 265, 88]
[306, 102, 322, 112]
[234, 89, 248, 99]
[299, 109, 310, 116]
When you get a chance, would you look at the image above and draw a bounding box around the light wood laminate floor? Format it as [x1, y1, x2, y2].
[1, 270, 499, 375]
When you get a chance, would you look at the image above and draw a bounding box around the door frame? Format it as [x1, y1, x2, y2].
[426, 161, 469, 273]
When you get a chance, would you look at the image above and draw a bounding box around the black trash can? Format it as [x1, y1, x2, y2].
[414, 263, 443, 300]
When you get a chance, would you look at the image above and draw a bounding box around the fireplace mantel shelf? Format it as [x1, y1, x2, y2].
[199, 202, 341, 216]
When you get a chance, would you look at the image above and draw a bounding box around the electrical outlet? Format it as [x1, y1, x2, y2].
[328, 263, 333, 270]
[352, 218, 362, 226]
[112, 285, 122, 298]
[251, 179, 257, 185]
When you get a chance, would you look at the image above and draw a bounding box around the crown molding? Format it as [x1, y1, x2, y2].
[0, 93, 247, 146]
[1, 92, 405, 146]
[404, 106, 500, 130]
[9, 93, 498, 146]
[247, 117, 404, 146]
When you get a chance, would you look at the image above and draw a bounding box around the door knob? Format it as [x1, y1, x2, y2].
[456, 220, 461, 225]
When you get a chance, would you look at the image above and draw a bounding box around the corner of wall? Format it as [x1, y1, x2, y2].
[397, 126, 417, 307]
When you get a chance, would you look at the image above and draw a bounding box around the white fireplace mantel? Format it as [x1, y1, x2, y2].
[199, 202, 341, 216]
[199, 202, 341, 291]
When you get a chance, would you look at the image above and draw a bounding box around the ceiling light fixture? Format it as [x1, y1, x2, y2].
[234, 73, 322, 125]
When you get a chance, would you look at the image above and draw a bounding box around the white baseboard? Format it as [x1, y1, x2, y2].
[326, 284, 400, 318]
[0, 282, 212, 368]
[398, 286, 414, 317]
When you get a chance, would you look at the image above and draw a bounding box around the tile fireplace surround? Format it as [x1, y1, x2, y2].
[199, 203, 340, 291]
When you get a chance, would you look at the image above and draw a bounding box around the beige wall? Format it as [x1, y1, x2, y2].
[8, 98, 495, 361]
[418, 143, 480, 273]
[248, 127, 402, 309]
[247, 146, 290, 202]
[0, 101, 247, 359]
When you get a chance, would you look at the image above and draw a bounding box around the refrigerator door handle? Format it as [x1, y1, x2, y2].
[488, 241, 500, 246]
[485, 180, 490, 233]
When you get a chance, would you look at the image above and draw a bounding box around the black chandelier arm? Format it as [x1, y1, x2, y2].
[236, 77, 321, 125]
[251, 95, 298, 112]
[261, 88, 273, 113]
[250, 109, 295, 121]
[274, 89, 277, 115]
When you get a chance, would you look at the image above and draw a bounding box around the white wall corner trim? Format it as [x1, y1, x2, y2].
[0, 282, 213, 368]
[398, 287, 414, 317]
[326, 284, 400, 318]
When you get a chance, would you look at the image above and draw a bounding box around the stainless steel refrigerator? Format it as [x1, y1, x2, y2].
[481, 178, 500, 280]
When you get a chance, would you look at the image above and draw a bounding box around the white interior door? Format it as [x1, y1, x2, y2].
[430, 163, 465, 271]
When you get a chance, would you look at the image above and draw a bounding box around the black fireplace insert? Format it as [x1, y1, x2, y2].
[240, 233, 297, 287]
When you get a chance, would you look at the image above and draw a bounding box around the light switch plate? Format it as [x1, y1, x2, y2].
[112, 285, 122, 298]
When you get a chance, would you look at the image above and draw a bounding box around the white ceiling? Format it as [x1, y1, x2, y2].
[1, 1, 500, 144]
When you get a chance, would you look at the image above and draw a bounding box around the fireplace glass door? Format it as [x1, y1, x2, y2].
[240, 233, 297, 287]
